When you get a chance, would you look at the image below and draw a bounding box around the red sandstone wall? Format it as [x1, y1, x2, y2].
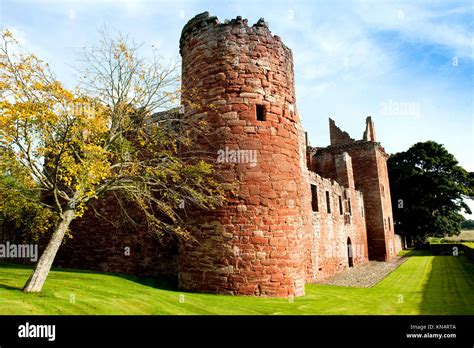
[313, 150, 337, 181]
[329, 118, 354, 145]
[349, 145, 388, 260]
[374, 146, 396, 258]
[307, 172, 368, 281]
[52, 195, 178, 278]
[314, 141, 395, 261]
[298, 124, 316, 284]
[178, 12, 312, 297]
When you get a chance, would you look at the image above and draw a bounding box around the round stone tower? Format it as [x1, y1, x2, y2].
[178, 12, 312, 297]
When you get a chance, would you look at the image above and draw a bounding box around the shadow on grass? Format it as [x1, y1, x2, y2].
[0, 261, 178, 292]
[399, 248, 474, 314]
[114, 274, 178, 291]
[51, 266, 179, 291]
[0, 262, 33, 269]
[399, 248, 432, 257]
[419, 254, 474, 314]
[0, 283, 23, 291]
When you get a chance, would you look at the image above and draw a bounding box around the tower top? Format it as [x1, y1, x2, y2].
[179, 12, 287, 55]
[363, 116, 377, 142]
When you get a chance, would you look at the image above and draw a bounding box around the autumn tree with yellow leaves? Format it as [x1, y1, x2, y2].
[0, 30, 224, 292]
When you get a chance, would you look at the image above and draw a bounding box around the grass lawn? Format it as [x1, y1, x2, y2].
[0, 249, 473, 315]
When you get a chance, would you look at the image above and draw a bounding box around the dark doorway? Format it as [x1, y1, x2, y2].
[347, 237, 354, 267]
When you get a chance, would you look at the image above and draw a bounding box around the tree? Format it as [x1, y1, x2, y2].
[461, 219, 474, 230]
[0, 30, 225, 292]
[0, 147, 55, 242]
[388, 141, 474, 241]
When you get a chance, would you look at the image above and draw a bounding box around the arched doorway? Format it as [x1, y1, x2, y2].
[347, 237, 354, 267]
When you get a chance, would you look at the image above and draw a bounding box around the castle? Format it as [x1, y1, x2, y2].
[51, 12, 403, 297]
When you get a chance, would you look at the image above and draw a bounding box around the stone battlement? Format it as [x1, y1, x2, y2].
[179, 12, 288, 55]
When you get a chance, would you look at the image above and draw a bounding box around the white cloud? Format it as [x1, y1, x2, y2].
[354, 2, 473, 59]
[253, 1, 473, 172]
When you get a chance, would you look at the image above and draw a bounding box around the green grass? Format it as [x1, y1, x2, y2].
[0, 250, 473, 315]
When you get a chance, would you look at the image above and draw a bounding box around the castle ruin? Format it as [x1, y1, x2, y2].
[50, 12, 403, 297]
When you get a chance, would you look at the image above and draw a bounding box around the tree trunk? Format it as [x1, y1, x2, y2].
[22, 208, 76, 293]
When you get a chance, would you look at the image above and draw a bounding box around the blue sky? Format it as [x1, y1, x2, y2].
[1, 0, 473, 212]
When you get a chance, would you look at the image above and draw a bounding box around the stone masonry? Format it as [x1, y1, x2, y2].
[309, 117, 398, 261]
[45, 12, 402, 297]
[178, 12, 311, 297]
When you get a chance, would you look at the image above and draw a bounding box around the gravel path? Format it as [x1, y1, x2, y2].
[314, 256, 408, 288]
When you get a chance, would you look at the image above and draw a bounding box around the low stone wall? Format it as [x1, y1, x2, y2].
[393, 234, 404, 255]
